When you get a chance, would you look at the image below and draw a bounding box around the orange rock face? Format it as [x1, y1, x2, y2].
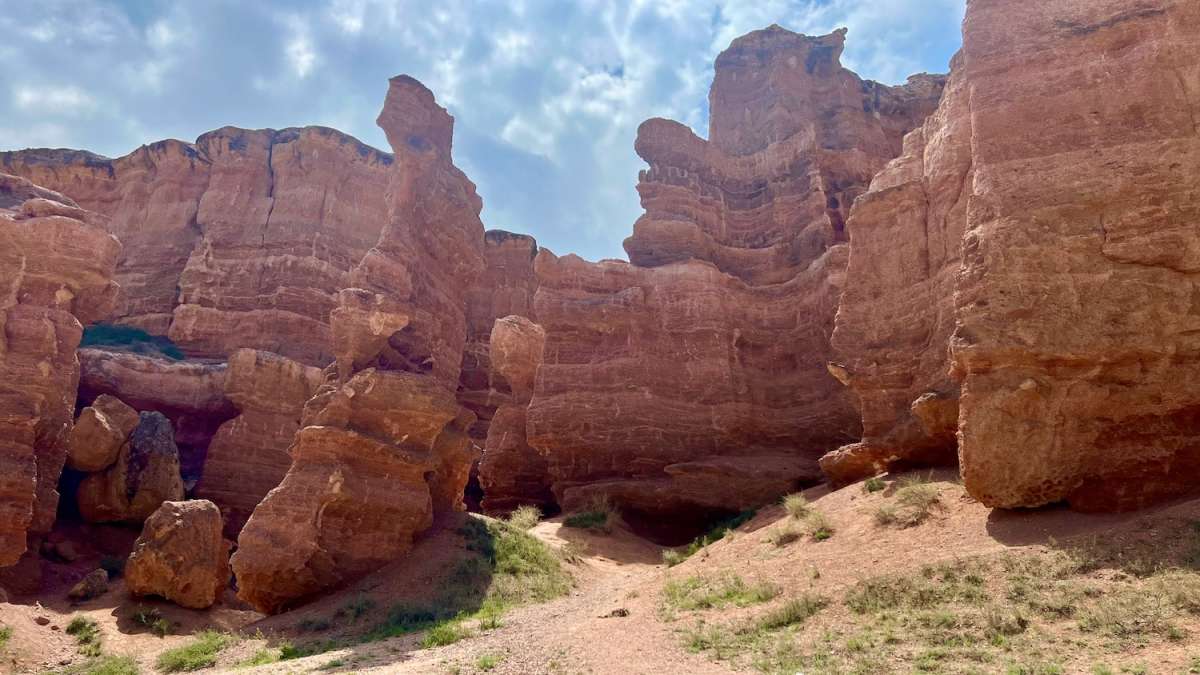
[825, 55, 973, 485]
[458, 231, 539, 442]
[477, 316, 552, 514]
[949, 0, 1200, 510]
[76, 411, 185, 523]
[193, 349, 323, 537]
[0, 128, 392, 366]
[525, 27, 943, 535]
[77, 348, 235, 481]
[67, 394, 140, 472]
[231, 76, 483, 613]
[125, 499, 230, 609]
[0, 173, 120, 565]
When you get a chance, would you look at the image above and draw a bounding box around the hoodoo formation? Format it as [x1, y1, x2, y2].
[0, 0, 1198, 670]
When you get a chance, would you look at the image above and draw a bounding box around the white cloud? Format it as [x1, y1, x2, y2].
[13, 85, 97, 114]
[285, 18, 317, 78]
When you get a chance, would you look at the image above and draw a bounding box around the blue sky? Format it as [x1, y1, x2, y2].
[0, 0, 964, 261]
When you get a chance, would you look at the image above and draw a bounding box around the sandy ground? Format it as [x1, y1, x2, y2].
[5, 470, 1200, 674]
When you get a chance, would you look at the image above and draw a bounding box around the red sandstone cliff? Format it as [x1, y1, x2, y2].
[0, 174, 120, 565]
[524, 27, 944, 536]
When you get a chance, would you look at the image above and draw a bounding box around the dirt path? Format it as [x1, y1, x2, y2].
[245, 521, 735, 674]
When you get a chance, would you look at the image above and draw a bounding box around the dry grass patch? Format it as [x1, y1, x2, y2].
[874, 474, 941, 528]
[664, 573, 780, 612]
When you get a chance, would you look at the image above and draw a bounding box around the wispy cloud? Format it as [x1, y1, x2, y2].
[0, 0, 963, 260]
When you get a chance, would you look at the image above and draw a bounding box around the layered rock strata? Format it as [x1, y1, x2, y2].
[824, 55, 973, 485]
[231, 76, 484, 613]
[950, 0, 1200, 510]
[0, 174, 120, 565]
[126, 499, 230, 609]
[525, 27, 944, 534]
[478, 316, 553, 513]
[0, 127, 392, 365]
[458, 230, 539, 442]
[77, 348, 235, 481]
[194, 349, 323, 537]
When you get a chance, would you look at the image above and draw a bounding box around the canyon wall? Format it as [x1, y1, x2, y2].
[0, 174, 120, 565]
[951, 0, 1200, 510]
[525, 27, 946, 535]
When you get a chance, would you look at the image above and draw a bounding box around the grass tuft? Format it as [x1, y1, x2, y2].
[507, 505, 542, 531]
[863, 476, 886, 493]
[476, 653, 501, 670]
[562, 496, 615, 532]
[754, 595, 829, 631]
[782, 493, 810, 519]
[66, 616, 103, 657]
[874, 475, 941, 528]
[155, 631, 236, 672]
[53, 655, 139, 675]
[664, 574, 780, 611]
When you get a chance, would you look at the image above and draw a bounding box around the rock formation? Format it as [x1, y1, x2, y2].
[0, 173, 120, 565]
[77, 348, 235, 481]
[524, 27, 945, 536]
[126, 499, 230, 609]
[66, 394, 140, 473]
[0, 128, 392, 366]
[458, 230, 540, 442]
[231, 76, 484, 613]
[948, 0, 1200, 510]
[824, 55, 973, 485]
[77, 411, 185, 523]
[193, 349, 323, 537]
[477, 315, 553, 513]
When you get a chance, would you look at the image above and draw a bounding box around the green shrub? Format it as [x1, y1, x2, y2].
[664, 574, 780, 611]
[54, 655, 139, 675]
[507, 505, 542, 531]
[863, 476, 886, 493]
[66, 617, 102, 657]
[155, 631, 236, 672]
[80, 324, 184, 360]
[476, 653, 501, 670]
[420, 621, 470, 648]
[755, 594, 829, 631]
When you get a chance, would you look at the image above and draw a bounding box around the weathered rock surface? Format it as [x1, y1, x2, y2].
[126, 499, 230, 609]
[77, 411, 185, 523]
[825, 53, 973, 485]
[1, 128, 392, 365]
[0, 173, 120, 565]
[66, 394, 140, 472]
[478, 316, 552, 513]
[525, 27, 942, 534]
[77, 348, 235, 481]
[949, 0, 1200, 510]
[194, 349, 323, 537]
[232, 75, 483, 613]
[458, 231, 539, 442]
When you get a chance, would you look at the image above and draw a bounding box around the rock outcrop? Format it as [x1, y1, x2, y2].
[458, 230, 539, 442]
[949, 0, 1200, 510]
[126, 499, 230, 609]
[231, 75, 484, 613]
[77, 348, 235, 481]
[524, 27, 944, 535]
[478, 316, 552, 513]
[0, 173, 120, 565]
[1, 128, 392, 366]
[194, 349, 323, 537]
[77, 411, 185, 523]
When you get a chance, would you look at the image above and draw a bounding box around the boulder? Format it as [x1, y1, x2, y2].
[0, 173, 121, 566]
[125, 500, 230, 609]
[77, 412, 184, 523]
[68, 569, 108, 602]
[66, 394, 139, 472]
